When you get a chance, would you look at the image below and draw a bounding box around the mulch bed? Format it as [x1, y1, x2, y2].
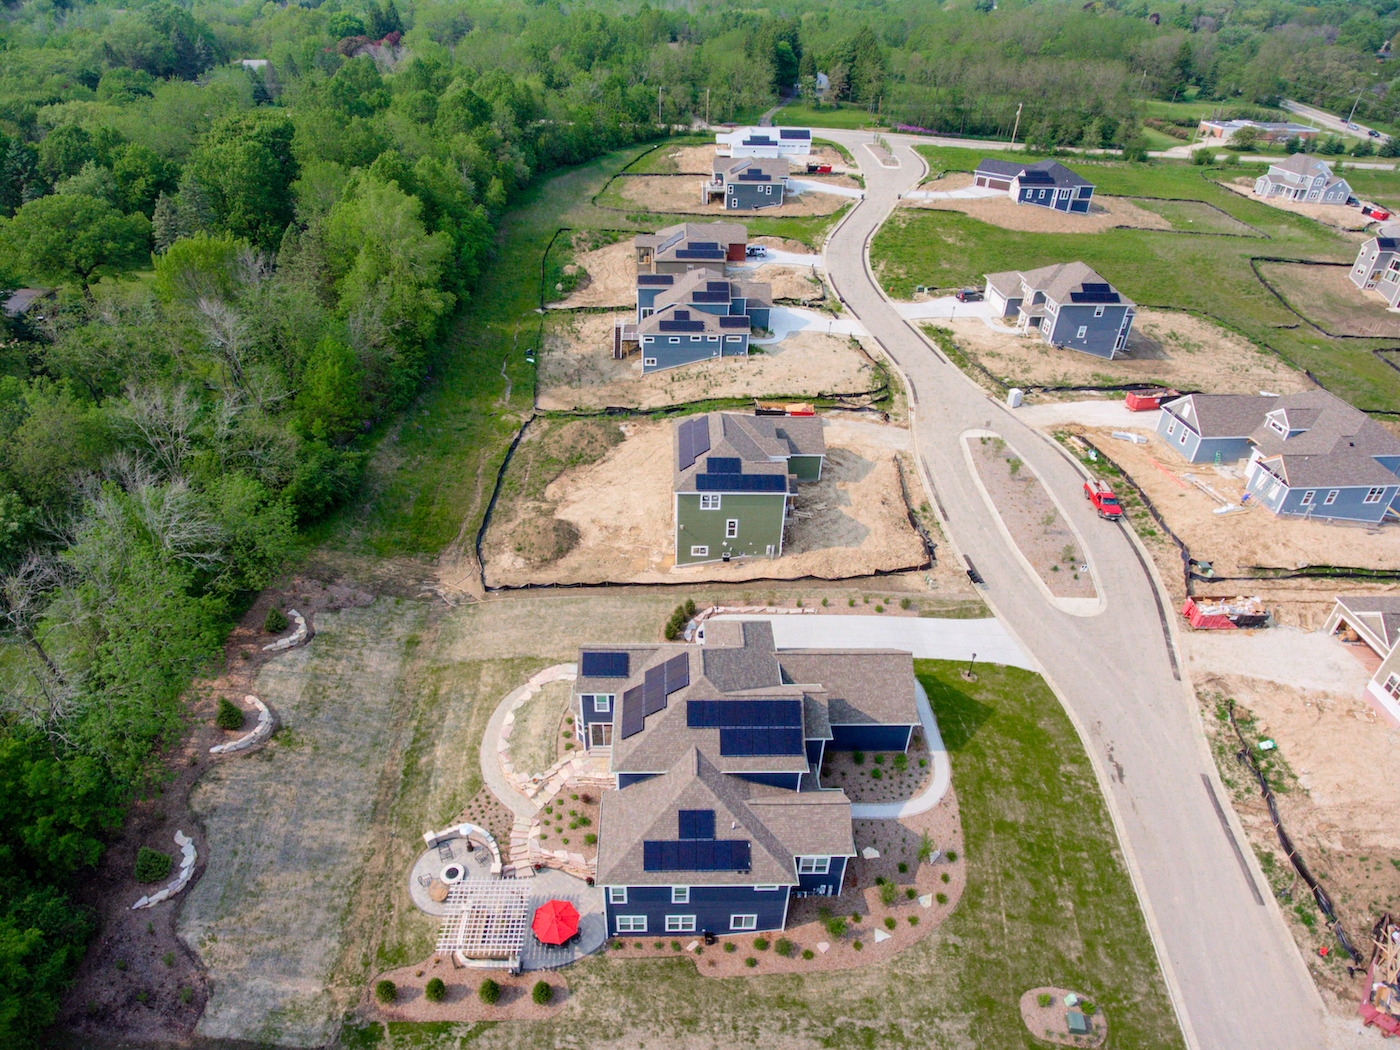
[821, 730, 935, 804]
[371, 959, 571, 1023]
[1019, 986, 1108, 1047]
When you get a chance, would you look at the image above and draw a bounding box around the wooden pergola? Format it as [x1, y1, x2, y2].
[435, 879, 531, 969]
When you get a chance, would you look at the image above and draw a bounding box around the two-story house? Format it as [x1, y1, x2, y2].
[1350, 235, 1400, 309]
[1253, 155, 1352, 205]
[972, 158, 1094, 213]
[1324, 595, 1400, 727]
[636, 269, 772, 330]
[982, 262, 1135, 358]
[576, 619, 921, 936]
[673, 413, 824, 566]
[636, 306, 752, 372]
[1156, 389, 1400, 523]
[635, 222, 748, 275]
[715, 126, 813, 159]
[704, 156, 790, 210]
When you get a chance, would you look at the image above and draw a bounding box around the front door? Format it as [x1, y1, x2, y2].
[590, 722, 613, 747]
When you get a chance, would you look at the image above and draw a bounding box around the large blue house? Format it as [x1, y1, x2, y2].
[576, 620, 919, 936]
[973, 158, 1094, 213]
[1157, 389, 1400, 523]
[636, 269, 772, 331]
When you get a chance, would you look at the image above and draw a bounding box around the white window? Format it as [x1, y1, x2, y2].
[1269, 418, 1287, 435]
[666, 915, 696, 932]
[1179, 429, 1188, 445]
[1076, 326, 1087, 339]
[593, 694, 612, 713]
[1094, 306, 1105, 317]
[608, 887, 627, 904]
[1385, 673, 1400, 699]
[726, 335, 743, 342]
[643, 336, 654, 344]
[1324, 490, 1339, 506]
[1365, 487, 1387, 504]
[730, 914, 758, 931]
[643, 357, 657, 366]
[671, 886, 690, 904]
[725, 519, 738, 538]
[797, 856, 830, 874]
[616, 915, 647, 933]
[1301, 490, 1315, 506]
[589, 722, 612, 747]
[668, 337, 679, 344]
[1078, 185, 1091, 198]
[700, 494, 721, 510]
[754, 885, 781, 892]
[1167, 421, 1176, 436]
[690, 545, 708, 557]
[641, 308, 653, 318]
[706, 335, 718, 341]
[1268, 482, 1281, 500]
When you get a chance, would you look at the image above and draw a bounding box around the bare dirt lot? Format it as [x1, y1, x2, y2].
[548, 239, 635, 310]
[643, 144, 850, 176]
[481, 416, 928, 587]
[617, 174, 854, 216]
[967, 434, 1094, 599]
[905, 173, 1172, 233]
[536, 310, 882, 412]
[1220, 177, 1372, 232]
[931, 308, 1311, 395]
[752, 261, 823, 301]
[1255, 260, 1400, 338]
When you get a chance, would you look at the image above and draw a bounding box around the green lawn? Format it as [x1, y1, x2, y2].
[770, 100, 887, 130]
[348, 657, 1184, 1049]
[877, 146, 1400, 411]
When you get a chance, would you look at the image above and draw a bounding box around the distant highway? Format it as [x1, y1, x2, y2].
[1282, 98, 1384, 140]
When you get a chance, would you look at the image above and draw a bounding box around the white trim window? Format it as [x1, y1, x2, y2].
[589, 722, 612, 747]
[616, 915, 647, 933]
[726, 335, 743, 342]
[1300, 490, 1315, 506]
[671, 886, 690, 904]
[726, 519, 738, 538]
[797, 856, 831, 875]
[1364, 487, 1387, 504]
[668, 337, 680, 344]
[592, 694, 612, 714]
[754, 885, 782, 892]
[700, 494, 721, 510]
[1179, 429, 1188, 446]
[607, 887, 627, 905]
[666, 915, 697, 933]
[1324, 490, 1339, 506]
[1167, 421, 1176, 436]
[1094, 305, 1105, 318]
[643, 357, 657, 366]
[690, 545, 709, 557]
[1384, 672, 1400, 700]
[730, 914, 758, 931]
[1076, 326, 1087, 339]
[643, 336, 655, 344]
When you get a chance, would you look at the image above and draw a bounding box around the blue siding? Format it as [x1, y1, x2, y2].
[805, 738, 825, 765]
[795, 855, 847, 896]
[576, 690, 616, 751]
[604, 884, 790, 936]
[744, 305, 771, 329]
[1156, 413, 1255, 465]
[828, 724, 914, 751]
[1246, 470, 1397, 524]
[727, 181, 784, 210]
[1046, 305, 1131, 359]
[639, 333, 738, 372]
[616, 773, 659, 788]
[732, 771, 802, 790]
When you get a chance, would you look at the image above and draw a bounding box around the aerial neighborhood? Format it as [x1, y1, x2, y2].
[23, 5, 1400, 1049]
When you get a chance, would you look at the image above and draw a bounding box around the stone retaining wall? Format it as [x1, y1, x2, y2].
[261, 609, 310, 653]
[132, 831, 197, 909]
[209, 696, 275, 755]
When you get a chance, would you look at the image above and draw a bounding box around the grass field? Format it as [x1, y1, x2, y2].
[770, 100, 887, 129]
[874, 146, 1400, 411]
[338, 649, 1182, 1049]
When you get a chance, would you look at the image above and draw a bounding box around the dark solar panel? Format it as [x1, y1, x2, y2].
[679, 809, 716, 839]
[719, 726, 804, 756]
[693, 291, 730, 303]
[643, 838, 751, 871]
[695, 473, 787, 492]
[779, 128, 809, 139]
[693, 419, 710, 457]
[1081, 282, 1111, 293]
[706, 457, 742, 473]
[675, 249, 725, 260]
[1068, 291, 1121, 304]
[1379, 238, 1400, 250]
[637, 274, 672, 286]
[678, 419, 696, 471]
[687, 698, 802, 728]
[663, 653, 689, 693]
[718, 316, 749, 328]
[706, 281, 729, 292]
[659, 320, 704, 332]
[643, 664, 666, 715]
[580, 651, 629, 677]
[620, 685, 645, 738]
[689, 242, 719, 250]
[1018, 170, 1053, 184]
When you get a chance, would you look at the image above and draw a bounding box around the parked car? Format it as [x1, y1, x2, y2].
[1084, 479, 1123, 520]
[745, 245, 767, 258]
[1370, 129, 1383, 138]
[954, 288, 984, 302]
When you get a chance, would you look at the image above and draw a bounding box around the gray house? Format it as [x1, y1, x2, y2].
[637, 305, 752, 372]
[1350, 236, 1400, 309]
[983, 262, 1135, 358]
[973, 158, 1094, 213]
[637, 269, 772, 330]
[704, 156, 790, 210]
[1158, 389, 1400, 523]
[1253, 155, 1351, 204]
[635, 222, 748, 274]
[575, 619, 920, 936]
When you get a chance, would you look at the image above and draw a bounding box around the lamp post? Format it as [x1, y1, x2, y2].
[962, 652, 977, 682]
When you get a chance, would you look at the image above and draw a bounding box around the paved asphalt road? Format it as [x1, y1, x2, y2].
[814, 128, 1329, 1050]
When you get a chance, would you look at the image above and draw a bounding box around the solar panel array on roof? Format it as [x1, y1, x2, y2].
[642, 838, 751, 872]
[1018, 169, 1053, 184]
[1068, 289, 1121, 304]
[642, 664, 666, 715]
[779, 129, 810, 139]
[695, 473, 787, 492]
[706, 281, 729, 292]
[637, 274, 673, 286]
[659, 318, 705, 332]
[678, 809, 715, 839]
[580, 651, 629, 678]
[1379, 238, 1400, 250]
[620, 684, 645, 738]
[719, 316, 749, 329]
[675, 248, 725, 260]
[663, 653, 690, 693]
[687, 698, 803, 727]
[693, 290, 730, 303]
[720, 726, 805, 755]
[706, 456, 741, 474]
[737, 170, 773, 181]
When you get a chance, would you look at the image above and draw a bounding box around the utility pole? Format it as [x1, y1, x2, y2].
[658, 84, 663, 124]
[1348, 86, 1366, 126]
[706, 88, 710, 127]
[1010, 101, 1023, 146]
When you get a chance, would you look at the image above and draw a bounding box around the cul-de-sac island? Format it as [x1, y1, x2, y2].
[6, 5, 1400, 1050]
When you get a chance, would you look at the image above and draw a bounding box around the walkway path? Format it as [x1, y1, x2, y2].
[903, 185, 1002, 200]
[812, 126, 1329, 1050]
[850, 681, 948, 819]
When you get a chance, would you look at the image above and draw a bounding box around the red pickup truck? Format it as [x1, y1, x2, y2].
[1084, 479, 1123, 520]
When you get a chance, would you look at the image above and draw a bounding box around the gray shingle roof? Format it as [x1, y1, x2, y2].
[635, 222, 747, 262]
[652, 268, 773, 314]
[777, 650, 918, 726]
[984, 269, 1024, 300]
[674, 413, 825, 494]
[1161, 393, 1279, 438]
[1017, 261, 1128, 306]
[713, 156, 790, 181]
[1247, 389, 1400, 488]
[974, 157, 1092, 189]
[1268, 154, 1335, 179]
[637, 303, 746, 339]
[1333, 594, 1400, 650]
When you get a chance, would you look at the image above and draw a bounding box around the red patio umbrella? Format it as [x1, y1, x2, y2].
[531, 899, 580, 945]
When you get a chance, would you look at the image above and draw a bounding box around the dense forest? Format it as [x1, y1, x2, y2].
[0, 0, 1395, 1043]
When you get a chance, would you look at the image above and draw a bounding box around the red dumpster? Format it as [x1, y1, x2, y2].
[1125, 388, 1178, 411]
[1182, 596, 1267, 630]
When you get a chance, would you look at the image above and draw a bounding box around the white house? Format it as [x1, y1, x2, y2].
[715, 127, 813, 159]
[1253, 155, 1352, 205]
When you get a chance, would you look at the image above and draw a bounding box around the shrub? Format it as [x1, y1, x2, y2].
[824, 917, 847, 938]
[907, 916, 919, 926]
[1038, 993, 1053, 1008]
[424, 978, 446, 1003]
[884, 917, 896, 930]
[1191, 147, 1215, 166]
[852, 750, 865, 765]
[941, 872, 950, 883]
[848, 597, 855, 606]
[897, 862, 907, 873]
[935, 892, 948, 905]
[905, 888, 917, 900]
[900, 597, 912, 610]
[670, 940, 681, 951]
[584, 833, 597, 845]
[851, 913, 861, 924]
[879, 882, 897, 906]
[653, 941, 664, 949]
[1081, 1001, 1096, 1016]
[723, 942, 736, 953]
[917, 833, 935, 863]
[215, 697, 244, 731]
[853, 940, 863, 951]
[114, 959, 127, 971]
[946, 850, 957, 862]
[745, 956, 758, 968]
[873, 754, 884, 765]
[263, 607, 289, 634]
[664, 599, 698, 640]
[162, 951, 174, 967]
[478, 979, 501, 1005]
[871, 769, 882, 780]
[802, 949, 815, 960]
[893, 753, 907, 772]
[374, 980, 396, 1004]
[135, 847, 172, 884]
[532, 980, 552, 1005]
[178, 986, 193, 1004]
[821, 597, 829, 606]
[753, 937, 769, 951]
[775, 938, 794, 957]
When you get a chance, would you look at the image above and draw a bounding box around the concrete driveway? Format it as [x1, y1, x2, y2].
[892, 296, 997, 322]
[753, 305, 866, 344]
[811, 126, 1331, 1050]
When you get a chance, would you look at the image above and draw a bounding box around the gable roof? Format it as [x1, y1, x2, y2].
[1268, 154, 1335, 179]
[777, 650, 918, 726]
[651, 269, 772, 314]
[635, 222, 747, 263]
[1161, 393, 1279, 438]
[637, 303, 750, 340]
[1364, 237, 1400, 254]
[714, 156, 789, 183]
[990, 261, 1132, 309]
[674, 413, 825, 494]
[974, 157, 1092, 189]
[1248, 389, 1400, 488]
[1333, 594, 1400, 652]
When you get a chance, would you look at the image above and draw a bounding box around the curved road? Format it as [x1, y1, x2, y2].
[814, 129, 1327, 1050]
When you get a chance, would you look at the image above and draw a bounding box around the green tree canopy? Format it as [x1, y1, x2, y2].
[0, 194, 150, 293]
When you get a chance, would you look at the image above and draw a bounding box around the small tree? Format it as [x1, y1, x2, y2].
[1191, 147, 1215, 166]
[1381, 136, 1400, 158]
[478, 978, 501, 1005]
[135, 847, 173, 883]
[424, 977, 446, 1002]
[531, 980, 552, 1004]
[374, 979, 396, 1003]
[263, 607, 288, 634]
[917, 830, 935, 864]
[215, 697, 244, 731]
[1229, 126, 1260, 151]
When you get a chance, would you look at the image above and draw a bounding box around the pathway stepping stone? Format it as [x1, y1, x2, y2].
[873, 929, 891, 943]
[686, 940, 700, 952]
[861, 846, 880, 859]
[816, 941, 830, 954]
[918, 894, 933, 908]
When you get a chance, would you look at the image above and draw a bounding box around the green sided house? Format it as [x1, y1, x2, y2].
[674, 413, 825, 566]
